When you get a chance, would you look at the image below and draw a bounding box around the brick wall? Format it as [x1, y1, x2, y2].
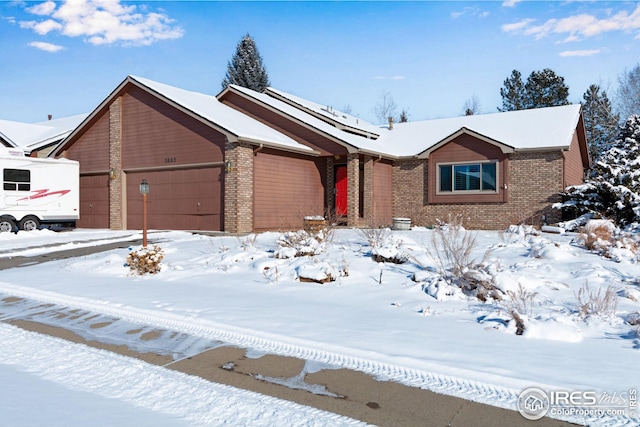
[347, 153, 360, 227]
[224, 140, 254, 233]
[392, 151, 565, 229]
[363, 156, 373, 224]
[326, 156, 335, 216]
[108, 97, 123, 230]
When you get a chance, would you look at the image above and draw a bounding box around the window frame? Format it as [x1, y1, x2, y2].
[436, 160, 499, 195]
[3, 168, 31, 192]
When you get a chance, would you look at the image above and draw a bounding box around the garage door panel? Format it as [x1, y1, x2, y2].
[127, 167, 222, 231]
[78, 174, 109, 228]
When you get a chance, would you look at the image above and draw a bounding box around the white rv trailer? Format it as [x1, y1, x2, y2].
[0, 147, 79, 232]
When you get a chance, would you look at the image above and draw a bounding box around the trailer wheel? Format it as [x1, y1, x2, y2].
[19, 216, 40, 232]
[0, 218, 16, 233]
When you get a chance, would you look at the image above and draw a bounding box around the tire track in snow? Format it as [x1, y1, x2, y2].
[0, 282, 632, 427]
[0, 323, 367, 426]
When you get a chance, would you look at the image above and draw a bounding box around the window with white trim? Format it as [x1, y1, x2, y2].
[437, 162, 497, 193]
[3, 168, 31, 191]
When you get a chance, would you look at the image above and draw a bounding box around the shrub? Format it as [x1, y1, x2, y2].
[274, 230, 328, 258]
[576, 219, 639, 261]
[575, 282, 618, 319]
[125, 245, 164, 275]
[424, 214, 499, 300]
[360, 227, 408, 264]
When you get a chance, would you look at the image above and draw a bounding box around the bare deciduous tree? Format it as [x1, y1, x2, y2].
[463, 95, 481, 116]
[373, 91, 398, 124]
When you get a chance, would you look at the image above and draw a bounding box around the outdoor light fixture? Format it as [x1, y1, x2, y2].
[140, 179, 149, 247]
[225, 160, 233, 173]
[139, 179, 149, 195]
[109, 168, 116, 180]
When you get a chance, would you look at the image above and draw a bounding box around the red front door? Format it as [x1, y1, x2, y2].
[335, 165, 347, 216]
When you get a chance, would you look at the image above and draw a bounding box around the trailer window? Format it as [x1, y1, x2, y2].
[3, 169, 30, 191]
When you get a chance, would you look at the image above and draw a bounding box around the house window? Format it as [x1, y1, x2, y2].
[3, 168, 30, 191]
[438, 162, 497, 193]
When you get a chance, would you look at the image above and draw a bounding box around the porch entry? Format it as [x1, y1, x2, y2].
[335, 165, 347, 216]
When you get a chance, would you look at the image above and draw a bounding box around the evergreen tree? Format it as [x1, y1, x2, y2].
[523, 68, 570, 109]
[498, 70, 526, 112]
[221, 33, 270, 92]
[562, 115, 640, 227]
[498, 68, 570, 111]
[582, 84, 619, 164]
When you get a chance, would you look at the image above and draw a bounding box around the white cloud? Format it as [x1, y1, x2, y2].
[559, 49, 601, 57]
[501, 18, 535, 33]
[502, 4, 640, 41]
[18, 0, 184, 47]
[502, 0, 522, 7]
[28, 41, 64, 52]
[451, 6, 490, 20]
[26, 0, 56, 16]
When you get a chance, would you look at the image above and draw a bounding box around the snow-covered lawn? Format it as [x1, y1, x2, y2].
[0, 225, 638, 426]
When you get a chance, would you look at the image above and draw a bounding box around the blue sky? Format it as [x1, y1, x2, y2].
[1, 0, 639, 124]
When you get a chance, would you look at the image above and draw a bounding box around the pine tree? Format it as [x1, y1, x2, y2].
[498, 70, 526, 112]
[498, 68, 570, 111]
[221, 33, 270, 92]
[562, 115, 640, 227]
[582, 84, 619, 165]
[523, 68, 570, 109]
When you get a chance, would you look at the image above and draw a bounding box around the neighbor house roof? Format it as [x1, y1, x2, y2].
[55, 76, 316, 157]
[0, 114, 86, 153]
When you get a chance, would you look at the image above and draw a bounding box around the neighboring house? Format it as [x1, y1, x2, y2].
[51, 75, 588, 233]
[0, 114, 87, 157]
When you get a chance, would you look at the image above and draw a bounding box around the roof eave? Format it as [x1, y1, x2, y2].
[237, 137, 321, 157]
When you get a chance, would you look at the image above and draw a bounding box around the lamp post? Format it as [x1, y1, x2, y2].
[139, 179, 149, 247]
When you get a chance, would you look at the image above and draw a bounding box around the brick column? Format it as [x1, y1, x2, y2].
[224, 140, 254, 233]
[108, 97, 123, 230]
[363, 156, 374, 226]
[326, 157, 334, 217]
[347, 153, 360, 227]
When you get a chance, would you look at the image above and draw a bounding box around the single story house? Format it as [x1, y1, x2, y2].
[0, 114, 87, 157]
[51, 75, 588, 232]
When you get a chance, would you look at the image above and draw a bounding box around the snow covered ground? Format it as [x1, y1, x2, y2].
[0, 225, 638, 426]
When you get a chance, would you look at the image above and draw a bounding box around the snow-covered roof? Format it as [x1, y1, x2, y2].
[225, 85, 582, 159]
[127, 76, 314, 154]
[221, 85, 393, 156]
[0, 113, 87, 153]
[264, 87, 383, 138]
[379, 104, 583, 157]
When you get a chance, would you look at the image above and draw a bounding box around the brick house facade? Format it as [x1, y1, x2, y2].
[52, 76, 589, 232]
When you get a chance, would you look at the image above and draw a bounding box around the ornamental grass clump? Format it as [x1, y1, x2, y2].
[126, 245, 164, 275]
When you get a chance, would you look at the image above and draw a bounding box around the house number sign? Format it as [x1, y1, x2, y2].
[164, 157, 177, 164]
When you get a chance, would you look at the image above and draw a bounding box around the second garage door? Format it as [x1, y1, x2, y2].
[126, 167, 222, 231]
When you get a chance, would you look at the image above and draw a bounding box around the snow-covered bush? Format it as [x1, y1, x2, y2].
[575, 219, 639, 261]
[125, 245, 164, 275]
[274, 230, 328, 259]
[559, 115, 640, 228]
[425, 215, 500, 301]
[360, 227, 408, 264]
[297, 261, 347, 284]
[575, 282, 618, 319]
